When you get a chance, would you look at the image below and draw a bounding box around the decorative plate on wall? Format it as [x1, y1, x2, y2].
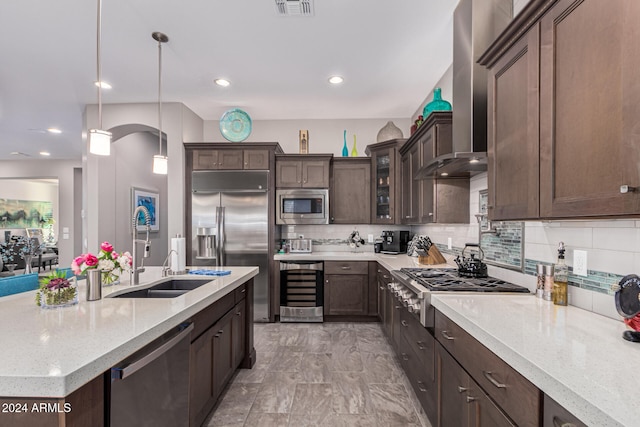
[219, 108, 252, 142]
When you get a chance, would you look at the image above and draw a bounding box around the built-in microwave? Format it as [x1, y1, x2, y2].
[276, 189, 329, 225]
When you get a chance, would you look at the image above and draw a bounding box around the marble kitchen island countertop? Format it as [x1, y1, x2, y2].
[432, 294, 636, 427]
[0, 266, 258, 398]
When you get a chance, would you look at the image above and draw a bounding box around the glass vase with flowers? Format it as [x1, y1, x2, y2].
[72, 242, 132, 286]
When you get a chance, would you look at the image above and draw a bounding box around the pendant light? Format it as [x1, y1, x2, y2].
[152, 32, 169, 175]
[88, 0, 112, 156]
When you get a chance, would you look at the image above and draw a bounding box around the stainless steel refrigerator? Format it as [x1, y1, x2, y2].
[191, 170, 269, 322]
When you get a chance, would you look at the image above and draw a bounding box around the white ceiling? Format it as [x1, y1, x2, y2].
[0, 0, 458, 160]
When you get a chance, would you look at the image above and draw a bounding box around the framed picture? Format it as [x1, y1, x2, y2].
[132, 188, 159, 232]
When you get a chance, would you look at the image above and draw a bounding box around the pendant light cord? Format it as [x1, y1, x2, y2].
[158, 36, 163, 157]
[96, 0, 103, 129]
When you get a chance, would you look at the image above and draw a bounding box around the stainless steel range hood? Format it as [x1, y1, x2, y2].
[417, 0, 511, 179]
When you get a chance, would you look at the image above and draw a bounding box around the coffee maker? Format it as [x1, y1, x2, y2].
[380, 230, 410, 254]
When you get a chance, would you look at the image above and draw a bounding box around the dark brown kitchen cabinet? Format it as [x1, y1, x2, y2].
[538, 0, 640, 218]
[435, 310, 540, 427]
[324, 261, 369, 317]
[365, 139, 405, 224]
[376, 265, 392, 324]
[275, 154, 331, 188]
[191, 145, 278, 171]
[232, 300, 246, 369]
[543, 394, 587, 427]
[330, 158, 371, 224]
[400, 140, 421, 224]
[480, 0, 640, 220]
[211, 310, 234, 400]
[400, 113, 468, 224]
[484, 24, 540, 220]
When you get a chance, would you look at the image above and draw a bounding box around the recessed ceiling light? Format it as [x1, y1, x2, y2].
[469, 158, 479, 164]
[39, 151, 51, 156]
[94, 81, 112, 89]
[47, 128, 62, 134]
[440, 172, 449, 177]
[215, 79, 230, 87]
[328, 76, 344, 84]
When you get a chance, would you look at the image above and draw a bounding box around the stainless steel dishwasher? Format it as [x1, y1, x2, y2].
[107, 322, 193, 427]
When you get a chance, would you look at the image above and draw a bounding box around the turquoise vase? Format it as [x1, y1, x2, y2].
[342, 130, 349, 157]
[423, 87, 452, 118]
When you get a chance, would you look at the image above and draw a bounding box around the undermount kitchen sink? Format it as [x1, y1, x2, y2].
[111, 278, 214, 299]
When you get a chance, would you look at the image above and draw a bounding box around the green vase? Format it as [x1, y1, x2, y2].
[351, 134, 358, 157]
[423, 87, 452, 118]
[342, 130, 349, 157]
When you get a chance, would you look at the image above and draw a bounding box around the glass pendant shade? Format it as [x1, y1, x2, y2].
[152, 154, 168, 175]
[88, 129, 112, 156]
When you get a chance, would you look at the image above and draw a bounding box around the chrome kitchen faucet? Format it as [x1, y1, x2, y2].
[131, 205, 151, 285]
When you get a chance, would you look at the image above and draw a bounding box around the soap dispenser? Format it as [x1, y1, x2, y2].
[553, 242, 568, 306]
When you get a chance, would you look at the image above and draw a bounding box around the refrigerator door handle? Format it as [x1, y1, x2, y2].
[219, 206, 226, 266]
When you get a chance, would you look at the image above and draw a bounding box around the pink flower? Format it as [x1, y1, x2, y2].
[84, 253, 98, 267]
[100, 242, 114, 253]
[112, 251, 118, 259]
[71, 260, 81, 276]
[73, 254, 86, 265]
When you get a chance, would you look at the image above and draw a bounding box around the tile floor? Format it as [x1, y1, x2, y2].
[203, 322, 432, 427]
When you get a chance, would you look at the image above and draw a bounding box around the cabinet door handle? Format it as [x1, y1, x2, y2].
[620, 185, 636, 194]
[379, 286, 385, 290]
[377, 269, 382, 273]
[417, 381, 428, 392]
[466, 396, 476, 403]
[482, 371, 507, 389]
[218, 329, 224, 334]
[401, 320, 408, 327]
[553, 416, 578, 427]
[441, 330, 455, 340]
[326, 279, 329, 283]
[236, 311, 242, 316]
[241, 288, 246, 293]
[395, 305, 401, 310]
[214, 334, 220, 338]
[428, 212, 433, 216]
[458, 386, 468, 393]
[341, 266, 352, 270]
[401, 353, 409, 361]
[417, 341, 426, 350]
[383, 275, 389, 279]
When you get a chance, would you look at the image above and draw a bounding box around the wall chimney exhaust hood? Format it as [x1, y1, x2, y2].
[416, 0, 511, 179]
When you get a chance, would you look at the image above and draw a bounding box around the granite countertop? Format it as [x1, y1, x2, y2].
[274, 251, 457, 271]
[432, 294, 635, 427]
[0, 266, 258, 398]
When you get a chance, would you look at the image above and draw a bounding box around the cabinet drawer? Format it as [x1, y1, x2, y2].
[543, 394, 587, 427]
[325, 261, 368, 275]
[435, 311, 540, 427]
[191, 292, 235, 341]
[399, 334, 437, 422]
[234, 284, 247, 304]
[400, 308, 434, 381]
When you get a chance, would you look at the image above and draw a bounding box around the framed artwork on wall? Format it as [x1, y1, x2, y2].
[131, 187, 159, 232]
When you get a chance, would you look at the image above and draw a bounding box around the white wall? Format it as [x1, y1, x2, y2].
[203, 118, 412, 155]
[0, 160, 81, 267]
[513, 0, 531, 16]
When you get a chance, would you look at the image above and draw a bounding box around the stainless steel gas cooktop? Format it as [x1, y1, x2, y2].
[399, 268, 530, 293]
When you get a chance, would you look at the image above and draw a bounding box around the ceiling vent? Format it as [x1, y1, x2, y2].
[275, 0, 314, 16]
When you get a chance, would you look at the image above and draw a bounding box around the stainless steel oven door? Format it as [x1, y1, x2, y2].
[276, 189, 329, 225]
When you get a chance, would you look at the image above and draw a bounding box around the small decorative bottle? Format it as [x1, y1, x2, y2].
[342, 130, 348, 157]
[351, 134, 358, 157]
[543, 264, 554, 302]
[422, 87, 452, 118]
[553, 242, 568, 306]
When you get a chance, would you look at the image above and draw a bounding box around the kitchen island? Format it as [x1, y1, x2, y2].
[0, 266, 257, 427]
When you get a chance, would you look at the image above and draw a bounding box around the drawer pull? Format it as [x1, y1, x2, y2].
[379, 286, 385, 290]
[466, 396, 476, 403]
[401, 353, 409, 361]
[383, 275, 389, 279]
[417, 381, 428, 392]
[401, 320, 408, 327]
[340, 266, 352, 270]
[553, 416, 578, 427]
[483, 371, 507, 389]
[441, 331, 456, 340]
[377, 269, 382, 273]
[458, 386, 468, 393]
[236, 311, 242, 316]
[241, 288, 246, 293]
[395, 305, 401, 310]
[417, 341, 426, 350]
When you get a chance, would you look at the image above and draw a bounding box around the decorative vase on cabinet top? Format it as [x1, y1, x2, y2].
[342, 130, 349, 157]
[422, 87, 452, 118]
[376, 121, 403, 142]
[351, 134, 358, 157]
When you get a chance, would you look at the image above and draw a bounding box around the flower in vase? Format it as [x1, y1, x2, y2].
[71, 242, 132, 282]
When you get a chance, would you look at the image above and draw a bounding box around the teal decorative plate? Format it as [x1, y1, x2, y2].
[220, 108, 252, 142]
